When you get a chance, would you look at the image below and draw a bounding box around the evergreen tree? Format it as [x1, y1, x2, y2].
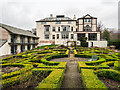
[102, 29, 110, 41]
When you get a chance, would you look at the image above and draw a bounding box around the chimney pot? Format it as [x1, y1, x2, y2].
[50, 14, 53, 18]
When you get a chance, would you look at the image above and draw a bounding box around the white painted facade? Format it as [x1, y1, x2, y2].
[36, 14, 107, 47]
[0, 24, 39, 56]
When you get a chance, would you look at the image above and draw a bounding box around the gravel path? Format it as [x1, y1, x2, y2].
[50, 55, 88, 89]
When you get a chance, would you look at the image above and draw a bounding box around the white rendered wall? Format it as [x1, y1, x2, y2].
[0, 41, 11, 56]
[88, 41, 107, 47]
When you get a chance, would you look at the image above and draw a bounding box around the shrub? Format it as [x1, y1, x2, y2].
[114, 61, 120, 71]
[80, 69, 107, 89]
[81, 42, 88, 47]
[44, 46, 49, 50]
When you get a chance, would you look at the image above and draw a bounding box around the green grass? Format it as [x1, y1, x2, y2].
[35, 45, 58, 50]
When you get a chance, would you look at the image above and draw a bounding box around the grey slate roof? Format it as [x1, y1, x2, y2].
[0, 23, 38, 38]
[36, 16, 75, 22]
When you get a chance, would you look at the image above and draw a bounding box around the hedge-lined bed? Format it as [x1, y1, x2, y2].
[1, 45, 69, 89]
[34, 69, 65, 89]
[76, 47, 120, 89]
[80, 69, 107, 89]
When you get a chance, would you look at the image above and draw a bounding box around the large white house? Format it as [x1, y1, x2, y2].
[36, 14, 107, 47]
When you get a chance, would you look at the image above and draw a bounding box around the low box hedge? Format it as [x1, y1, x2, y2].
[85, 58, 106, 65]
[37, 62, 67, 69]
[80, 69, 107, 89]
[78, 62, 109, 72]
[35, 69, 64, 89]
[95, 69, 120, 81]
[114, 61, 120, 71]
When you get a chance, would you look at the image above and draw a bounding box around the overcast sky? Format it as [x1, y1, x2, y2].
[0, 0, 119, 30]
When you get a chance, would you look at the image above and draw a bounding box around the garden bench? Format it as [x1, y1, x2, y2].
[88, 55, 98, 61]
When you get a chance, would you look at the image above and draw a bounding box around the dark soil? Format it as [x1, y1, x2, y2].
[0, 55, 12, 60]
[7, 57, 23, 63]
[2, 66, 22, 73]
[3, 71, 50, 89]
[110, 66, 114, 69]
[98, 77, 120, 89]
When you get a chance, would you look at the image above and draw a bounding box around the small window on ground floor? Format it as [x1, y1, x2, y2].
[45, 35, 49, 39]
[52, 35, 55, 39]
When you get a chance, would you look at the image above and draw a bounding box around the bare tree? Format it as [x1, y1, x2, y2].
[97, 21, 104, 32]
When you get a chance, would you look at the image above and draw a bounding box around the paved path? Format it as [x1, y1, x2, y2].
[50, 55, 88, 89]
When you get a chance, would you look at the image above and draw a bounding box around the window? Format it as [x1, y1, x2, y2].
[45, 35, 49, 39]
[68, 21, 71, 24]
[52, 27, 55, 31]
[27, 45, 31, 50]
[58, 27, 60, 31]
[33, 38, 35, 43]
[28, 37, 31, 43]
[62, 34, 66, 39]
[88, 19, 91, 22]
[84, 19, 87, 22]
[52, 35, 55, 39]
[71, 34, 74, 39]
[88, 33, 97, 40]
[77, 33, 85, 40]
[63, 27, 66, 31]
[71, 27, 73, 31]
[84, 25, 92, 31]
[56, 21, 61, 24]
[62, 34, 69, 39]
[41, 22, 46, 24]
[21, 45, 25, 52]
[84, 19, 91, 22]
[66, 35, 69, 39]
[57, 34, 59, 39]
[44, 26, 49, 31]
[20, 35, 25, 43]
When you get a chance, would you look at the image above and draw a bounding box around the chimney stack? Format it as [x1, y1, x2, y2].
[50, 14, 53, 18]
[73, 15, 76, 20]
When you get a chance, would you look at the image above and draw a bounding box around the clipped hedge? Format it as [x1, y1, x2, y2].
[114, 61, 120, 71]
[85, 58, 106, 65]
[37, 62, 67, 69]
[95, 69, 120, 81]
[78, 62, 109, 72]
[80, 69, 107, 89]
[35, 69, 64, 89]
